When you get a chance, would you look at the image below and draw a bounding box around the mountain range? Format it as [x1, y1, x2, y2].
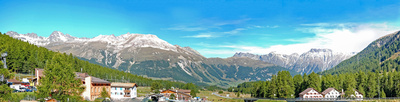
[6, 31, 298, 87]
[234, 49, 355, 74]
[323, 30, 400, 74]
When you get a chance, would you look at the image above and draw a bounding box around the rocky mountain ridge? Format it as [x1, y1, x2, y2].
[6, 31, 296, 87]
[233, 48, 355, 74]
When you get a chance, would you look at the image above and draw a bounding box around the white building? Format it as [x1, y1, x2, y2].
[322, 88, 342, 98]
[110, 82, 138, 99]
[7, 79, 23, 91]
[299, 88, 323, 98]
[350, 89, 363, 98]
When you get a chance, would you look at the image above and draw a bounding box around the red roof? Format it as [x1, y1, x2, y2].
[7, 79, 22, 84]
[299, 88, 321, 95]
[322, 88, 340, 95]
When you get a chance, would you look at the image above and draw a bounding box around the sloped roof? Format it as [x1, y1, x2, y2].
[161, 89, 177, 94]
[111, 82, 137, 87]
[36, 68, 110, 84]
[354, 89, 364, 95]
[91, 76, 110, 84]
[177, 89, 191, 93]
[322, 88, 340, 95]
[299, 88, 321, 95]
[7, 79, 22, 84]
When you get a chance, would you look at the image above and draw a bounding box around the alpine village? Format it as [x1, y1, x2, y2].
[1, 1, 400, 102]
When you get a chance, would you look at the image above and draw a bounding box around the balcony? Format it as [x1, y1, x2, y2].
[124, 90, 131, 93]
[124, 95, 130, 97]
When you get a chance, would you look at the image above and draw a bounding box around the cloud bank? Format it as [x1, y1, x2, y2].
[199, 22, 400, 57]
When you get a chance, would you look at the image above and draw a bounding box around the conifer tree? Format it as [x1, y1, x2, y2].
[306, 72, 321, 91]
[380, 89, 386, 98]
[293, 74, 303, 97]
[100, 87, 110, 99]
[37, 53, 85, 101]
[344, 74, 356, 98]
[366, 72, 377, 98]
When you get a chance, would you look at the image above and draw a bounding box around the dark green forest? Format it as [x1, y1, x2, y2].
[230, 70, 400, 98]
[0, 32, 185, 87]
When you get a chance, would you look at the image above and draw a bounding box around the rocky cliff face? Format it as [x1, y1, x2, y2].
[233, 49, 355, 74]
[6, 31, 297, 87]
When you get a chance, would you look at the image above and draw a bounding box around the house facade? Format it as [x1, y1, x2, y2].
[7, 79, 23, 90]
[160, 89, 192, 101]
[77, 73, 111, 101]
[35, 69, 111, 101]
[321, 88, 342, 98]
[350, 89, 363, 98]
[110, 82, 138, 99]
[299, 88, 323, 98]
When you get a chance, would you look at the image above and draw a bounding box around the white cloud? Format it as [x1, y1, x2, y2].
[223, 28, 246, 34]
[165, 26, 207, 31]
[184, 32, 216, 38]
[198, 22, 400, 57]
[242, 22, 400, 55]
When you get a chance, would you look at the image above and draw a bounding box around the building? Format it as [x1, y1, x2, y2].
[35, 68, 111, 101]
[76, 72, 111, 101]
[160, 89, 192, 101]
[110, 82, 138, 99]
[34, 68, 44, 86]
[350, 89, 363, 98]
[299, 88, 323, 98]
[7, 79, 23, 90]
[321, 88, 342, 98]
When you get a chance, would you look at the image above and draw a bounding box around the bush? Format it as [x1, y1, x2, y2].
[218, 90, 223, 94]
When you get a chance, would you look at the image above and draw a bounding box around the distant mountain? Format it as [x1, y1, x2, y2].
[322, 30, 400, 74]
[6, 31, 297, 87]
[233, 48, 355, 74]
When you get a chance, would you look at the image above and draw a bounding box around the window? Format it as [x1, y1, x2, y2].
[120, 88, 123, 90]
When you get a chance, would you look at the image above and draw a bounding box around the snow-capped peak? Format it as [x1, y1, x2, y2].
[5, 31, 202, 55]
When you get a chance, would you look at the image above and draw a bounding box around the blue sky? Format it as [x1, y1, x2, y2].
[1, 0, 400, 58]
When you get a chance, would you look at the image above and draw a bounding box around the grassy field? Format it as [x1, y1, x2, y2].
[137, 86, 152, 97]
[358, 99, 400, 102]
[254, 99, 286, 102]
[197, 91, 244, 102]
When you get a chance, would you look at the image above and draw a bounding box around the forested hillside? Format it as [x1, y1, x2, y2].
[0, 32, 185, 87]
[231, 70, 400, 98]
[323, 31, 400, 74]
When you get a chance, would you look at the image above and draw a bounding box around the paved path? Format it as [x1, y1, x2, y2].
[211, 92, 233, 99]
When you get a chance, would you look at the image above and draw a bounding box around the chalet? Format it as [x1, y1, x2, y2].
[160, 89, 192, 101]
[350, 89, 363, 98]
[35, 68, 111, 101]
[321, 88, 343, 98]
[7, 79, 23, 90]
[299, 88, 323, 98]
[110, 82, 138, 99]
[77, 72, 111, 101]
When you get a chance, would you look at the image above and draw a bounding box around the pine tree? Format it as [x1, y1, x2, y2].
[293, 74, 303, 97]
[37, 53, 85, 101]
[381, 89, 386, 98]
[100, 87, 110, 99]
[366, 72, 377, 98]
[307, 72, 321, 92]
[356, 71, 367, 95]
[344, 74, 356, 98]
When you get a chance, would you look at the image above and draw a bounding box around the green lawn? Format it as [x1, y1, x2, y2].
[197, 91, 244, 102]
[254, 99, 286, 102]
[137, 87, 152, 97]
